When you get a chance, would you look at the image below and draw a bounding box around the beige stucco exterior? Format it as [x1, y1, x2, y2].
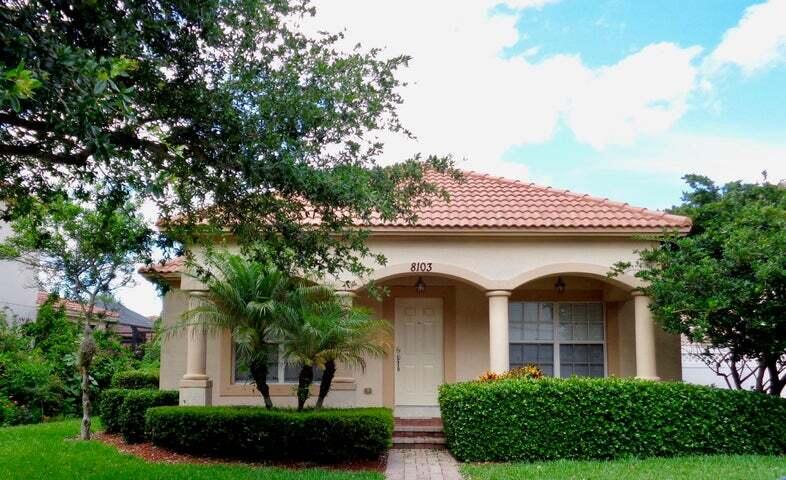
[157, 233, 681, 414]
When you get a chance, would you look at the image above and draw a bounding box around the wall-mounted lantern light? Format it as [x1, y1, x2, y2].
[554, 276, 566, 293]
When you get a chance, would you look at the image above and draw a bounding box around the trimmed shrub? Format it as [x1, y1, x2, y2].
[119, 389, 178, 443]
[98, 388, 130, 434]
[439, 377, 786, 462]
[111, 370, 159, 390]
[146, 406, 393, 463]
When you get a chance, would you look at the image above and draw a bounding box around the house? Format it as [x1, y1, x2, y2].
[36, 292, 154, 347]
[0, 219, 38, 322]
[141, 170, 691, 417]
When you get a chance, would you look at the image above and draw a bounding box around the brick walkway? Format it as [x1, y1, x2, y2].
[385, 448, 462, 480]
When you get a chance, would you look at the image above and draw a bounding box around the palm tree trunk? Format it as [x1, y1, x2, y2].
[297, 365, 314, 411]
[315, 359, 336, 410]
[249, 358, 274, 409]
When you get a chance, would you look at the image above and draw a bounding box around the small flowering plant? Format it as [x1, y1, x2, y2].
[477, 364, 543, 382]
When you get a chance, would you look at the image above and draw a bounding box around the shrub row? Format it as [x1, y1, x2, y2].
[99, 388, 178, 442]
[146, 406, 393, 463]
[439, 377, 786, 462]
[111, 370, 159, 390]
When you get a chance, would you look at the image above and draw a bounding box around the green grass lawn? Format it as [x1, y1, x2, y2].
[462, 455, 786, 480]
[0, 419, 382, 480]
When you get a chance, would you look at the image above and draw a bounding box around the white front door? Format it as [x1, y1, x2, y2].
[395, 298, 444, 406]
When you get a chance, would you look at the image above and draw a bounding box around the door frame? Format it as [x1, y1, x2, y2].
[394, 297, 445, 406]
[381, 285, 456, 409]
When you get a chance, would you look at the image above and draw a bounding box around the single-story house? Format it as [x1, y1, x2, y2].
[142, 170, 691, 417]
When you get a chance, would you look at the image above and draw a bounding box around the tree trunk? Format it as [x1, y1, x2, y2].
[249, 357, 274, 409]
[766, 358, 785, 396]
[315, 359, 336, 410]
[297, 364, 314, 411]
[78, 324, 96, 441]
[80, 365, 91, 440]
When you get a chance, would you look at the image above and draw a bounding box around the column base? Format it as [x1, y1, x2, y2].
[635, 375, 661, 381]
[179, 378, 213, 406]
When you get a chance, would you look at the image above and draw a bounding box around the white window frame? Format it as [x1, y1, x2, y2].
[509, 301, 607, 378]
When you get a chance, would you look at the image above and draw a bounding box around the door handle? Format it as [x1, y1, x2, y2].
[396, 347, 401, 372]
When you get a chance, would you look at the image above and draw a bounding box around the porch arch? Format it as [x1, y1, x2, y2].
[507, 262, 642, 291]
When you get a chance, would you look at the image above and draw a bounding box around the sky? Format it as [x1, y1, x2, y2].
[118, 0, 786, 316]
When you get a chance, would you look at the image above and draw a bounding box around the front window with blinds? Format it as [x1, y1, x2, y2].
[509, 302, 605, 378]
[233, 343, 323, 384]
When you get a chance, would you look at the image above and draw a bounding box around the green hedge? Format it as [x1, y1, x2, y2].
[146, 406, 393, 463]
[120, 389, 179, 443]
[111, 370, 159, 390]
[439, 377, 786, 462]
[98, 389, 130, 434]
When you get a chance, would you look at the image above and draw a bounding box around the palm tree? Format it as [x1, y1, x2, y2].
[276, 293, 391, 410]
[180, 252, 292, 409]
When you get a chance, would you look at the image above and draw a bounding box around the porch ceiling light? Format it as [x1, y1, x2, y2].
[415, 276, 426, 293]
[554, 276, 566, 293]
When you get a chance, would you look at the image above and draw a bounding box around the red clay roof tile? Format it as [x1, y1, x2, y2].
[36, 292, 120, 318]
[363, 170, 691, 231]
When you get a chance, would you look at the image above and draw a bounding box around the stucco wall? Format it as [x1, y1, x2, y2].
[454, 283, 489, 380]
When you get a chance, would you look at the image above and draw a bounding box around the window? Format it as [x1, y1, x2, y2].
[233, 343, 323, 384]
[509, 302, 605, 378]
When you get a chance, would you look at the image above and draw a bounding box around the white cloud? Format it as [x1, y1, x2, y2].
[706, 0, 786, 75]
[605, 133, 786, 184]
[305, 1, 702, 177]
[567, 43, 702, 149]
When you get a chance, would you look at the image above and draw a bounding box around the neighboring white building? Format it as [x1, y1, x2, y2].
[0, 219, 38, 322]
[682, 338, 785, 396]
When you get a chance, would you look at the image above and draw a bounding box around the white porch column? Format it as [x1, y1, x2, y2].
[179, 291, 212, 406]
[487, 290, 512, 373]
[633, 291, 659, 380]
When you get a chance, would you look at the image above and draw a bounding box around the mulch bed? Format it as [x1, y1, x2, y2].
[95, 432, 387, 472]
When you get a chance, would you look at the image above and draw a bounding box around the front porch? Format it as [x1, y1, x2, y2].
[341, 269, 681, 418]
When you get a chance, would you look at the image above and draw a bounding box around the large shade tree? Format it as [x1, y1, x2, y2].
[615, 175, 786, 396]
[0, 0, 456, 279]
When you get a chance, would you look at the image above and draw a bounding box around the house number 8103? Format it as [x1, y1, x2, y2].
[410, 262, 432, 272]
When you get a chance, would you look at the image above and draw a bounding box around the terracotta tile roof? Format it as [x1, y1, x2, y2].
[365, 170, 691, 231]
[142, 171, 691, 275]
[36, 292, 120, 319]
[138, 257, 185, 275]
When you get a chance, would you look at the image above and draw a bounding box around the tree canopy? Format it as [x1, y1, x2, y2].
[0, 0, 455, 278]
[619, 175, 786, 395]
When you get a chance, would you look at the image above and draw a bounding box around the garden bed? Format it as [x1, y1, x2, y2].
[95, 432, 387, 472]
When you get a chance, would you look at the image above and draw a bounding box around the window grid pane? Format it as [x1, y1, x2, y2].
[510, 343, 553, 376]
[510, 301, 605, 378]
[559, 344, 604, 378]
